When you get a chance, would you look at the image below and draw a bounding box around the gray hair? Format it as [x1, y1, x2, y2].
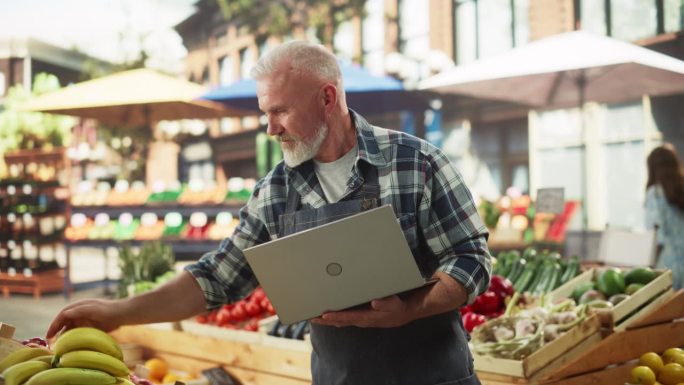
[251, 40, 341, 84]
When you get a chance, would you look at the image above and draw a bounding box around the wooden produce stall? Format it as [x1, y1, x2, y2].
[111, 324, 312, 385]
[475, 269, 684, 385]
[107, 269, 681, 385]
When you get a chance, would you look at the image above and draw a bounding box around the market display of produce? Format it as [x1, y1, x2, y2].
[0, 327, 131, 385]
[493, 248, 581, 296]
[70, 178, 256, 207]
[194, 287, 276, 332]
[627, 348, 684, 385]
[0, 325, 206, 385]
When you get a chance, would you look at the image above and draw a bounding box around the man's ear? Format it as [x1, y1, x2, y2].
[320, 83, 338, 113]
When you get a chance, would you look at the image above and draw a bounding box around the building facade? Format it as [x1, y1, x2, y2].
[175, 0, 684, 233]
[0, 37, 112, 102]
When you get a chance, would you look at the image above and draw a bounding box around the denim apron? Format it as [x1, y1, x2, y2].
[277, 163, 480, 385]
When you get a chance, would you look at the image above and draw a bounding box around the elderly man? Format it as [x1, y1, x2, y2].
[48, 41, 490, 385]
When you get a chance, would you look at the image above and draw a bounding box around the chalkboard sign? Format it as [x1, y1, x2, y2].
[536, 187, 565, 214]
[201, 367, 240, 385]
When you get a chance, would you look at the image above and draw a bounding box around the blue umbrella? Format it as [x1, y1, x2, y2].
[200, 62, 429, 115]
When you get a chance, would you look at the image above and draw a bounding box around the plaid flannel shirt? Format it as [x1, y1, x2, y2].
[186, 111, 492, 310]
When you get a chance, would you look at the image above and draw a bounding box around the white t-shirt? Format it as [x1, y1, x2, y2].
[313, 144, 358, 203]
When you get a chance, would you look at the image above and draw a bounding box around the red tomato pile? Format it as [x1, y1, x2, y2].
[460, 274, 514, 332]
[195, 287, 276, 332]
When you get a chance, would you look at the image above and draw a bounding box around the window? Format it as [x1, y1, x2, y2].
[455, 0, 477, 64]
[454, 0, 530, 65]
[602, 102, 647, 229]
[478, 0, 513, 58]
[582, 0, 680, 41]
[513, 0, 529, 47]
[362, 0, 385, 74]
[665, 0, 684, 32]
[239, 47, 254, 79]
[603, 141, 646, 229]
[536, 109, 583, 147]
[580, 0, 607, 35]
[219, 55, 234, 86]
[334, 19, 355, 62]
[399, 0, 430, 60]
[611, 1, 658, 41]
[602, 102, 645, 141]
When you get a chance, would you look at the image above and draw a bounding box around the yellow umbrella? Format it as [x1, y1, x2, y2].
[19, 68, 252, 126]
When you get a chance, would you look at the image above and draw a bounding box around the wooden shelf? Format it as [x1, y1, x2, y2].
[70, 202, 242, 217]
[0, 268, 66, 298]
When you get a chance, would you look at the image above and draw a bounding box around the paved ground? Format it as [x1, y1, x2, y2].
[0, 285, 115, 341]
[1, 247, 120, 341]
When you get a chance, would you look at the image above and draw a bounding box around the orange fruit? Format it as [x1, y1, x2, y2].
[641, 352, 666, 374]
[658, 363, 684, 385]
[663, 349, 684, 364]
[632, 365, 657, 385]
[144, 357, 169, 381]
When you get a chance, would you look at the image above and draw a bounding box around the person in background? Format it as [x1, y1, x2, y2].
[645, 143, 684, 289]
[47, 41, 491, 385]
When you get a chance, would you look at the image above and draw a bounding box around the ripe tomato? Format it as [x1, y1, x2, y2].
[245, 301, 261, 317]
[216, 308, 233, 325]
[252, 287, 266, 302]
[231, 303, 247, 321]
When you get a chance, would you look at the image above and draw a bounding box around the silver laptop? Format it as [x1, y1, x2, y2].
[243, 204, 434, 325]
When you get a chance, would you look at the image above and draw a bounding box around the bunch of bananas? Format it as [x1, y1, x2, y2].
[0, 327, 133, 385]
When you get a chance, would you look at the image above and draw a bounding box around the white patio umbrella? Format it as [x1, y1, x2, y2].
[419, 31, 684, 240]
[419, 30, 684, 109]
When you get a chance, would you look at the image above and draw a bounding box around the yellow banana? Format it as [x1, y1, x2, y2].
[30, 355, 54, 365]
[115, 378, 136, 385]
[52, 327, 123, 360]
[0, 346, 52, 372]
[56, 350, 129, 377]
[23, 367, 117, 385]
[1, 360, 50, 385]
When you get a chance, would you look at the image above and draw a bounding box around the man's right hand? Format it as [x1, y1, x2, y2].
[46, 298, 127, 339]
[46, 271, 208, 340]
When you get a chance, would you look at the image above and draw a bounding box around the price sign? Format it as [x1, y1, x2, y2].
[201, 367, 240, 385]
[536, 187, 565, 214]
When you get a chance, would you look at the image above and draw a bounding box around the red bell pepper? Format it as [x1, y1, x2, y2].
[490, 275, 514, 299]
[471, 290, 501, 316]
[462, 312, 487, 333]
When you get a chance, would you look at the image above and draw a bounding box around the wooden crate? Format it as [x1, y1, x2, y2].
[180, 318, 312, 352]
[476, 290, 684, 385]
[0, 323, 25, 360]
[472, 314, 601, 378]
[111, 324, 312, 385]
[547, 269, 594, 303]
[549, 268, 672, 328]
[179, 320, 262, 345]
[538, 318, 684, 383]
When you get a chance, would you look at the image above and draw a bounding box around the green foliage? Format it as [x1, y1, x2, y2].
[215, 0, 366, 47]
[0, 73, 75, 153]
[117, 240, 176, 298]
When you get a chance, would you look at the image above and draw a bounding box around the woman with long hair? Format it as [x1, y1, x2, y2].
[645, 143, 684, 289]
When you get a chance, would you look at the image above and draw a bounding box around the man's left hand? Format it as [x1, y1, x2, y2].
[310, 295, 412, 328]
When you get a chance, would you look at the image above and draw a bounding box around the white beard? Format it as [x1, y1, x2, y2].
[281, 123, 329, 167]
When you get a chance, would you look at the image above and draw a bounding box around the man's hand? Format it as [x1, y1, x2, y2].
[46, 299, 126, 339]
[311, 272, 468, 328]
[311, 295, 411, 328]
[46, 271, 208, 339]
